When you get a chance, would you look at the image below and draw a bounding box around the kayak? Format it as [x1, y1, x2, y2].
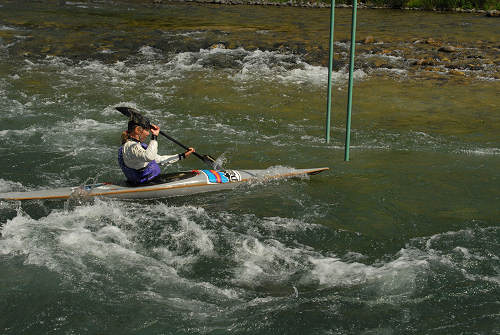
[0, 167, 328, 201]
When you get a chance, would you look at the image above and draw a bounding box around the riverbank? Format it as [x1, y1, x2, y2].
[148, 0, 500, 13]
[47, 0, 500, 14]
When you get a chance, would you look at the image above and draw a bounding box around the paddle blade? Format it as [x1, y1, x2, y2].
[116, 107, 151, 129]
[115, 106, 138, 118]
[203, 155, 217, 164]
[195, 153, 217, 168]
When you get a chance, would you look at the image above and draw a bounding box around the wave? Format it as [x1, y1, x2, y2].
[458, 148, 500, 156]
[14, 47, 369, 91]
[0, 179, 25, 193]
[1, 199, 497, 305]
[0, 25, 21, 31]
[0, 117, 119, 146]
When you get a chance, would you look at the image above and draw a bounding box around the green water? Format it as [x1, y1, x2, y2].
[0, 1, 499, 334]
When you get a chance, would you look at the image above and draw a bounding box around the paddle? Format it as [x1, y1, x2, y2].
[115, 106, 217, 168]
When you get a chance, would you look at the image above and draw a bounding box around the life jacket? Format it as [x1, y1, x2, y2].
[118, 141, 161, 185]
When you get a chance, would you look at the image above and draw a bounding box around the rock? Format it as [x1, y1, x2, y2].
[416, 58, 435, 66]
[426, 38, 441, 46]
[421, 71, 441, 79]
[366, 58, 388, 68]
[363, 36, 375, 44]
[210, 43, 226, 49]
[486, 10, 500, 17]
[425, 66, 441, 72]
[449, 69, 465, 76]
[466, 63, 482, 71]
[439, 45, 458, 53]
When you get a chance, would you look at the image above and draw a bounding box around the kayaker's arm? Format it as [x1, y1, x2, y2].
[156, 148, 196, 166]
[156, 154, 181, 165]
[132, 140, 158, 162]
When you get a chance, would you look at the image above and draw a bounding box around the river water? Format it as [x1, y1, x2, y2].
[0, 1, 499, 334]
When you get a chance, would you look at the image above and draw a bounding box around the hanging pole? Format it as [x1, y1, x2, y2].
[344, 0, 358, 161]
[325, 0, 335, 143]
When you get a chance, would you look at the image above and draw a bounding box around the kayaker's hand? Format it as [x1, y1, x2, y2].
[184, 147, 195, 157]
[150, 124, 160, 136]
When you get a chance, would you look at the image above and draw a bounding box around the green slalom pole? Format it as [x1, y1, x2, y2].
[325, 0, 335, 144]
[344, 0, 358, 161]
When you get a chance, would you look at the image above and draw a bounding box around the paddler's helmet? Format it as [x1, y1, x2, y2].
[127, 113, 151, 132]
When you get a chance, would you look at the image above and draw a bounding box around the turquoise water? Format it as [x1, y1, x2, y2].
[0, 1, 499, 334]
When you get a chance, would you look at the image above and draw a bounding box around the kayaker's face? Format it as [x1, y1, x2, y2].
[138, 127, 149, 141]
[131, 126, 149, 142]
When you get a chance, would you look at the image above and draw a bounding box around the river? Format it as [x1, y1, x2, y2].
[0, 1, 499, 334]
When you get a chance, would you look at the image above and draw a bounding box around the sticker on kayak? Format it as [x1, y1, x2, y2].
[201, 170, 241, 184]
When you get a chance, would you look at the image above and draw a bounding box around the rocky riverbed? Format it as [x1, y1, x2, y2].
[1, 2, 498, 84]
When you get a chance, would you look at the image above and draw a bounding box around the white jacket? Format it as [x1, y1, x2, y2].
[122, 139, 183, 170]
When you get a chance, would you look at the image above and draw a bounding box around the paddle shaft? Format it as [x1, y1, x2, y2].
[159, 130, 215, 164]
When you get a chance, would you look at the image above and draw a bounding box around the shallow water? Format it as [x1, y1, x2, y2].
[0, 1, 499, 334]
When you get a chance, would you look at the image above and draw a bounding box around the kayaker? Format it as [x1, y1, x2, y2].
[118, 115, 195, 185]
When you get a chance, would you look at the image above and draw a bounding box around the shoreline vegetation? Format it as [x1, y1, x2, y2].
[145, 0, 500, 13]
[52, 0, 500, 14]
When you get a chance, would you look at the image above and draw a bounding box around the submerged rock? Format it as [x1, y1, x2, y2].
[486, 10, 500, 17]
[210, 43, 226, 49]
[363, 36, 375, 44]
[449, 69, 465, 76]
[426, 38, 441, 46]
[416, 58, 435, 66]
[439, 45, 458, 53]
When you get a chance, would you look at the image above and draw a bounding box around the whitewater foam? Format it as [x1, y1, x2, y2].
[458, 148, 500, 156]
[1, 194, 498, 311]
[138, 45, 162, 58]
[0, 179, 25, 193]
[0, 200, 182, 286]
[8, 47, 371, 106]
[0, 25, 19, 31]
